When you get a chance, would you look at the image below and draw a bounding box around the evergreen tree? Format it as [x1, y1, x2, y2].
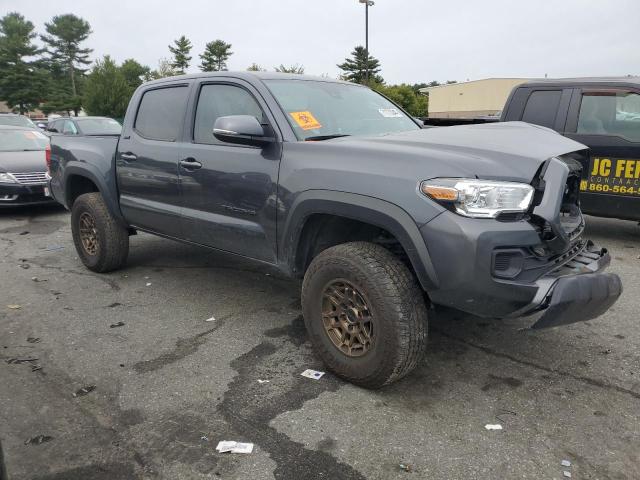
[0, 12, 46, 113]
[40, 14, 92, 101]
[337, 46, 383, 85]
[199, 39, 232, 72]
[168, 35, 192, 74]
[83, 56, 130, 118]
[274, 63, 304, 74]
[120, 58, 150, 90]
[247, 63, 265, 72]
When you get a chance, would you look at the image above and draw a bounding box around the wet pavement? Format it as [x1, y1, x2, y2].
[1, 205, 639, 479]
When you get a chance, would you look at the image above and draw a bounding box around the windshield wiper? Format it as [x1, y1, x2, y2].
[305, 134, 351, 141]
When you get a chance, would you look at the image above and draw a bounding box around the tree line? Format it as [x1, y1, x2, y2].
[0, 12, 455, 120]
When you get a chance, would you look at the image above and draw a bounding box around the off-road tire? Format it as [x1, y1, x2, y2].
[71, 192, 129, 273]
[301, 241, 428, 388]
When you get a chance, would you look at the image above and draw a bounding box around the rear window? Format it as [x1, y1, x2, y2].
[521, 90, 562, 129]
[0, 115, 37, 128]
[78, 118, 122, 135]
[134, 86, 189, 141]
[0, 129, 48, 152]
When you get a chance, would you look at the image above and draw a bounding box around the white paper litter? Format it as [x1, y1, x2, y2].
[484, 424, 503, 430]
[563, 471, 572, 478]
[257, 379, 270, 384]
[205, 316, 216, 322]
[561, 460, 571, 467]
[301, 369, 325, 380]
[216, 441, 254, 454]
[145, 282, 152, 287]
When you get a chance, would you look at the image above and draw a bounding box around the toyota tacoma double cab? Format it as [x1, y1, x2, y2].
[48, 72, 622, 388]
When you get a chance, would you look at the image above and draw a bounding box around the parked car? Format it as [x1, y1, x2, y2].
[0, 125, 54, 207]
[49, 72, 621, 388]
[0, 113, 38, 129]
[424, 77, 640, 222]
[46, 116, 122, 136]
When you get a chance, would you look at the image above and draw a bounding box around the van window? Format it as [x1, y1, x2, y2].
[521, 90, 562, 129]
[135, 86, 189, 141]
[194, 84, 264, 144]
[577, 91, 640, 142]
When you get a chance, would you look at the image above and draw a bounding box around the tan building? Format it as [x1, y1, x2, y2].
[420, 78, 533, 118]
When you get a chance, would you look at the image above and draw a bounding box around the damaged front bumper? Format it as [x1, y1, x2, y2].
[508, 241, 622, 329]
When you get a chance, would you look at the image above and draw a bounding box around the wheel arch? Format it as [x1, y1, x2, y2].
[280, 190, 439, 291]
[63, 165, 125, 225]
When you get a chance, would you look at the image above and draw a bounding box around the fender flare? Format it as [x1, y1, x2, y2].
[280, 190, 439, 290]
[63, 163, 126, 224]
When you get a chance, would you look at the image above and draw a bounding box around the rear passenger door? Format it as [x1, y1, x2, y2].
[117, 84, 190, 237]
[177, 79, 282, 262]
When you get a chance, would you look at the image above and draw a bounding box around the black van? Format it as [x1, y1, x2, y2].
[502, 77, 640, 221]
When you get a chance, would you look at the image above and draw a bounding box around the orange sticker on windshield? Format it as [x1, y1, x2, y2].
[290, 111, 322, 130]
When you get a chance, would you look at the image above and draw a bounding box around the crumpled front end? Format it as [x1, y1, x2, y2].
[421, 155, 622, 328]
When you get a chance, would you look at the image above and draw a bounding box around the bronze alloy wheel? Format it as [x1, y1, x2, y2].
[78, 212, 99, 256]
[321, 279, 374, 357]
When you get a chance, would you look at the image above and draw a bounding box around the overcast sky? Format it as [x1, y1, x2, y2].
[5, 0, 639, 84]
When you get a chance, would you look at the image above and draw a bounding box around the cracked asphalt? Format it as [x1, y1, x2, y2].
[0, 205, 639, 480]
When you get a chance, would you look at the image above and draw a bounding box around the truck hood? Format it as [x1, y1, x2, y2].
[331, 121, 587, 182]
[0, 150, 47, 173]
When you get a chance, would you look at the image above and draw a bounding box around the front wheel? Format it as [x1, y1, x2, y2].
[301, 242, 428, 388]
[71, 192, 129, 272]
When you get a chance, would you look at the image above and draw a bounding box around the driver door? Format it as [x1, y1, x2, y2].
[178, 80, 282, 262]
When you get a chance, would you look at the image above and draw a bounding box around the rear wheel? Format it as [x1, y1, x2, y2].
[71, 192, 129, 272]
[302, 241, 428, 388]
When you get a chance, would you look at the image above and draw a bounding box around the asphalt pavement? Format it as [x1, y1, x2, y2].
[0, 205, 638, 480]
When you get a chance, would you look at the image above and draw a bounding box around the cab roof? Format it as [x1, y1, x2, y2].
[142, 71, 354, 87]
[523, 76, 640, 88]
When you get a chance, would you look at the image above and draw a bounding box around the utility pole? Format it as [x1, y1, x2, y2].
[359, 0, 375, 84]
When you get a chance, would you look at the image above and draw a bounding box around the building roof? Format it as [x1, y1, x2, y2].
[420, 76, 640, 94]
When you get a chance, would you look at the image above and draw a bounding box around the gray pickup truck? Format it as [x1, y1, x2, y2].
[49, 72, 621, 388]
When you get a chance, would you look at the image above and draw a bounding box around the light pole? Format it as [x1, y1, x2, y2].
[359, 0, 375, 84]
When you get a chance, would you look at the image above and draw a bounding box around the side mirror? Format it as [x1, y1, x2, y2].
[213, 115, 273, 147]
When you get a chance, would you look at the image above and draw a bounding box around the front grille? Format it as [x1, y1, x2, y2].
[10, 171, 48, 185]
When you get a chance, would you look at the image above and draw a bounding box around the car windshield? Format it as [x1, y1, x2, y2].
[264, 80, 420, 140]
[0, 129, 48, 152]
[0, 115, 37, 128]
[77, 118, 122, 135]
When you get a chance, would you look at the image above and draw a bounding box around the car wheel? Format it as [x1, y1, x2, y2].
[71, 192, 129, 272]
[302, 241, 428, 388]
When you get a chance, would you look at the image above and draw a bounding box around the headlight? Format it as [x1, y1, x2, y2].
[421, 178, 534, 218]
[0, 173, 17, 184]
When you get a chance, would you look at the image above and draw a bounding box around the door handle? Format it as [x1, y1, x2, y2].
[179, 157, 202, 170]
[120, 152, 137, 161]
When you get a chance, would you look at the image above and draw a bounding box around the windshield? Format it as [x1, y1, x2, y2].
[0, 115, 37, 128]
[77, 118, 122, 135]
[0, 129, 48, 152]
[264, 80, 420, 140]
